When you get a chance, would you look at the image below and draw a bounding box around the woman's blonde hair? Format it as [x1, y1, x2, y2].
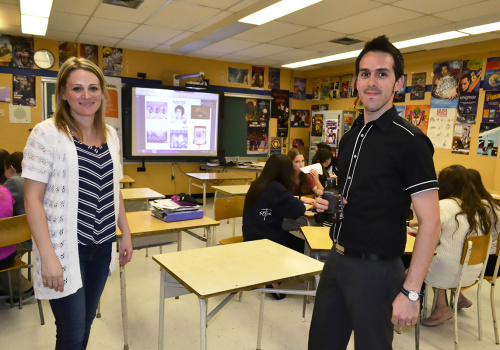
[54, 57, 108, 142]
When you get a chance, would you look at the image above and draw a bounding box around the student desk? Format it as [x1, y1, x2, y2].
[153, 239, 324, 350]
[120, 175, 135, 188]
[117, 211, 220, 350]
[211, 184, 250, 200]
[186, 173, 253, 213]
[205, 164, 263, 175]
[121, 187, 164, 210]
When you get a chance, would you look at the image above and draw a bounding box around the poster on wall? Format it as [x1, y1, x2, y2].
[59, 42, 77, 68]
[410, 72, 426, 101]
[271, 89, 289, 137]
[482, 91, 500, 123]
[460, 59, 483, 93]
[311, 104, 319, 112]
[484, 57, 500, 91]
[311, 114, 323, 137]
[320, 104, 329, 111]
[405, 104, 430, 134]
[312, 79, 321, 100]
[227, 67, 248, 85]
[270, 137, 282, 155]
[457, 91, 478, 124]
[431, 60, 461, 108]
[268, 67, 280, 90]
[246, 99, 269, 121]
[12, 74, 35, 106]
[251, 66, 265, 89]
[321, 80, 331, 100]
[245, 98, 258, 121]
[0, 35, 12, 67]
[393, 74, 407, 103]
[103, 47, 122, 76]
[452, 124, 472, 155]
[344, 111, 356, 133]
[395, 105, 405, 118]
[9, 36, 34, 68]
[325, 119, 338, 147]
[0, 87, 11, 102]
[293, 78, 306, 100]
[247, 121, 268, 154]
[427, 108, 455, 149]
[257, 100, 270, 122]
[290, 109, 310, 127]
[477, 122, 500, 157]
[80, 44, 98, 65]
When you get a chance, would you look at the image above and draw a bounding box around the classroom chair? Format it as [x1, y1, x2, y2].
[0, 215, 44, 325]
[213, 196, 245, 240]
[484, 240, 500, 344]
[422, 233, 491, 350]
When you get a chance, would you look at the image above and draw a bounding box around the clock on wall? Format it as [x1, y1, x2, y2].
[33, 49, 55, 69]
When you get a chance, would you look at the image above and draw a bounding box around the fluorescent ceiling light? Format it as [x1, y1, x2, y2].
[393, 31, 468, 49]
[20, 0, 53, 17]
[239, 0, 322, 25]
[459, 21, 500, 35]
[21, 15, 49, 36]
[283, 50, 361, 68]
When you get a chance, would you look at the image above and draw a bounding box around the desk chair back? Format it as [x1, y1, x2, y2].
[0, 215, 45, 324]
[484, 237, 500, 344]
[214, 196, 245, 221]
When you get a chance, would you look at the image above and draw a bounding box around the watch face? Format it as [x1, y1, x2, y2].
[408, 291, 419, 301]
[34, 49, 55, 69]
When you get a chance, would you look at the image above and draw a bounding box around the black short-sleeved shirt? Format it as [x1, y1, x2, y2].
[331, 106, 438, 256]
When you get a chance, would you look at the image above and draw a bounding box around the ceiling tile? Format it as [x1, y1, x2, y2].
[76, 34, 120, 48]
[235, 43, 292, 58]
[319, 5, 422, 34]
[47, 12, 89, 33]
[179, 0, 242, 10]
[216, 53, 254, 63]
[202, 38, 258, 54]
[0, 24, 21, 36]
[51, 0, 100, 16]
[267, 48, 318, 61]
[0, 3, 20, 26]
[116, 39, 159, 51]
[164, 31, 196, 45]
[279, 0, 383, 26]
[0, 0, 19, 5]
[81, 18, 139, 39]
[270, 28, 343, 48]
[245, 58, 282, 66]
[432, 0, 500, 22]
[301, 41, 347, 53]
[145, 2, 222, 31]
[233, 20, 308, 43]
[356, 15, 450, 39]
[187, 48, 225, 58]
[227, 0, 261, 12]
[189, 10, 235, 33]
[43, 30, 79, 43]
[391, 0, 486, 15]
[125, 25, 185, 44]
[93, 0, 168, 23]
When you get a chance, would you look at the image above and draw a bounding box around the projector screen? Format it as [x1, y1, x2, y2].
[122, 85, 222, 161]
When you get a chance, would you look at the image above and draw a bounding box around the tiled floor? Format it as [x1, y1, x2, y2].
[1, 198, 500, 349]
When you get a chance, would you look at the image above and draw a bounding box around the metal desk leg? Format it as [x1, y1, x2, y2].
[120, 265, 129, 350]
[159, 269, 166, 350]
[205, 227, 212, 247]
[257, 292, 265, 350]
[199, 298, 207, 350]
[202, 181, 207, 214]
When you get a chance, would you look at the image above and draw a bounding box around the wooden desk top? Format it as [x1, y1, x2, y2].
[300, 226, 416, 254]
[121, 187, 164, 201]
[211, 185, 250, 196]
[186, 172, 253, 181]
[153, 239, 324, 298]
[120, 175, 135, 184]
[117, 211, 220, 238]
[205, 165, 263, 173]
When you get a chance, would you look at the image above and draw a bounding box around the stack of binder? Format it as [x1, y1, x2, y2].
[150, 198, 203, 222]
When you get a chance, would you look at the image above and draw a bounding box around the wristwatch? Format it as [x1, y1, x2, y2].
[401, 287, 420, 302]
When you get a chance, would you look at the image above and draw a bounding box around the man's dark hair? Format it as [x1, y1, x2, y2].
[460, 73, 470, 82]
[5, 151, 23, 174]
[316, 142, 332, 151]
[355, 35, 404, 80]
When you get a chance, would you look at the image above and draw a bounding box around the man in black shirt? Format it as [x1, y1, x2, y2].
[308, 36, 441, 349]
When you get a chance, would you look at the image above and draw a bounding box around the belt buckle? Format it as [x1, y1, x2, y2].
[335, 243, 345, 255]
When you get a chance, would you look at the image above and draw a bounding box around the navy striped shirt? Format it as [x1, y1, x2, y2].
[73, 136, 116, 246]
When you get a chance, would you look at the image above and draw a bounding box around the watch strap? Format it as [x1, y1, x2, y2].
[401, 286, 423, 299]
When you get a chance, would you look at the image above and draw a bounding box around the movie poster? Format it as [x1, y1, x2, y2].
[271, 89, 289, 137]
[312, 79, 321, 100]
[268, 67, 280, 90]
[13, 74, 35, 106]
[245, 98, 257, 121]
[344, 111, 356, 134]
[247, 121, 268, 154]
[270, 137, 282, 155]
[431, 60, 462, 108]
[477, 122, 500, 157]
[103, 47, 122, 76]
[452, 124, 472, 155]
[311, 105, 319, 113]
[427, 108, 455, 149]
[457, 91, 478, 124]
[460, 59, 483, 93]
[251, 66, 265, 89]
[340, 75, 352, 98]
[484, 57, 500, 91]
[290, 109, 310, 127]
[325, 119, 338, 147]
[393, 74, 407, 103]
[410, 72, 426, 101]
[0, 35, 12, 67]
[293, 77, 306, 100]
[482, 91, 500, 123]
[405, 105, 430, 134]
[321, 80, 331, 100]
[395, 105, 406, 118]
[320, 104, 329, 111]
[80, 44, 98, 65]
[10, 36, 34, 68]
[312, 114, 323, 137]
[330, 77, 340, 99]
[228, 67, 248, 85]
[59, 42, 77, 68]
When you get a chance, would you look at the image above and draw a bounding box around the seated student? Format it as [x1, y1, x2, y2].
[3, 152, 24, 215]
[421, 165, 490, 326]
[467, 168, 500, 276]
[314, 142, 336, 175]
[0, 149, 9, 185]
[311, 148, 333, 190]
[287, 149, 322, 205]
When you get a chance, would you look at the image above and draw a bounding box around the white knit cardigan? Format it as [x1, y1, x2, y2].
[22, 119, 121, 300]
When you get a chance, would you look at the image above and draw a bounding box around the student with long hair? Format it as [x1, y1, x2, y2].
[0, 149, 9, 185]
[287, 149, 322, 205]
[422, 165, 490, 326]
[311, 148, 334, 190]
[468, 168, 500, 276]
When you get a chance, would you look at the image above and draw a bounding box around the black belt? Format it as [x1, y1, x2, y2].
[333, 243, 398, 261]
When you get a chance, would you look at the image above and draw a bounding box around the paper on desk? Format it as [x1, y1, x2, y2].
[255, 162, 266, 168]
[151, 198, 200, 211]
[300, 163, 323, 175]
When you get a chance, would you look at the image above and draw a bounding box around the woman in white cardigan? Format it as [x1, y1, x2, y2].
[421, 165, 490, 326]
[23, 57, 133, 349]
